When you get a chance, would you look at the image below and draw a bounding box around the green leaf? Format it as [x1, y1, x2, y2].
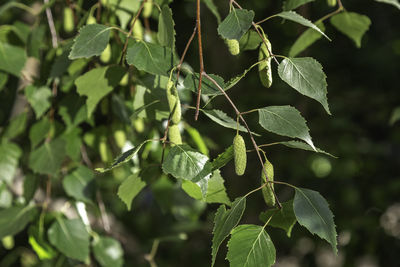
[25, 85, 52, 119]
[203, 0, 221, 23]
[157, 5, 175, 49]
[294, 187, 337, 253]
[278, 57, 330, 114]
[96, 140, 149, 172]
[0, 182, 12, 208]
[0, 42, 27, 77]
[61, 128, 82, 162]
[92, 236, 124, 267]
[0, 72, 8, 91]
[75, 66, 125, 117]
[126, 41, 176, 76]
[63, 166, 95, 203]
[279, 140, 336, 158]
[183, 73, 225, 95]
[258, 106, 316, 149]
[69, 24, 112, 59]
[185, 124, 209, 156]
[29, 117, 51, 148]
[226, 224, 276, 267]
[259, 200, 297, 237]
[375, 0, 400, 9]
[275, 11, 330, 40]
[283, 0, 314, 10]
[0, 205, 38, 239]
[211, 145, 233, 171]
[239, 30, 262, 51]
[118, 173, 146, 211]
[162, 144, 210, 182]
[28, 138, 66, 176]
[289, 22, 326, 57]
[0, 140, 22, 184]
[330, 12, 371, 48]
[205, 170, 231, 206]
[4, 112, 28, 139]
[217, 9, 255, 41]
[212, 197, 246, 266]
[48, 217, 90, 261]
[225, 61, 261, 90]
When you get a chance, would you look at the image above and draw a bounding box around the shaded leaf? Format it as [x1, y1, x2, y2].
[25, 85, 52, 119]
[211, 145, 233, 171]
[0, 140, 22, 184]
[126, 41, 176, 76]
[239, 30, 262, 51]
[29, 117, 51, 148]
[69, 24, 112, 59]
[28, 138, 66, 176]
[0, 205, 38, 239]
[259, 200, 297, 237]
[294, 187, 337, 253]
[0, 72, 8, 91]
[283, 0, 315, 10]
[226, 224, 276, 267]
[212, 197, 246, 266]
[48, 217, 90, 261]
[278, 57, 330, 114]
[92, 236, 124, 267]
[258, 106, 315, 149]
[118, 173, 146, 211]
[289, 22, 325, 57]
[157, 5, 175, 49]
[375, 0, 400, 9]
[4, 112, 28, 139]
[203, 109, 250, 134]
[75, 66, 125, 117]
[63, 166, 95, 202]
[203, 0, 221, 23]
[58, 93, 87, 129]
[389, 106, 400, 126]
[275, 11, 329, 40]
[0, 42, 26, 77]
[330, 12, 371, 48]
[218, 9, 255, 41]
[279, 140, 336, 158]
[96, 140, 149, 172]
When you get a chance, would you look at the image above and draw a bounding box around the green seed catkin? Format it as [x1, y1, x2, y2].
[132, 20, 144, 40]
[233, 134, 246, 176]
[63, 7, 74, 33]
[261, 158, 275, 207]
[327, 0, 337, 7]
[225, 39, 240, 55]
[100, 44, 112, 63]
[166, 80, 182, 124]
[142, 0, 153, 18]
[258, 37, 273, 88]
[86, 14, 97, 25]
[168, 124, 182, 146]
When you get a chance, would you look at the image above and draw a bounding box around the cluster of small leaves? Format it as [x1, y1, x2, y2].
[0, 0, 395, 266]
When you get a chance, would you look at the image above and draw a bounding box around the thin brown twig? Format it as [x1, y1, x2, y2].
[203, 72, 282, 208]
[44, 0, 58, 48]
[97, 191, 111, 233]
[161, 118, 171, 164]
[195, 0, 205, 121]
[176, 24, 198, 82]
[96, 0, 102, 22]
[119, 0, 146, 65]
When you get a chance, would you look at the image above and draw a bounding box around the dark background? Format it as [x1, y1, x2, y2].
[0, 0, 399, 266]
